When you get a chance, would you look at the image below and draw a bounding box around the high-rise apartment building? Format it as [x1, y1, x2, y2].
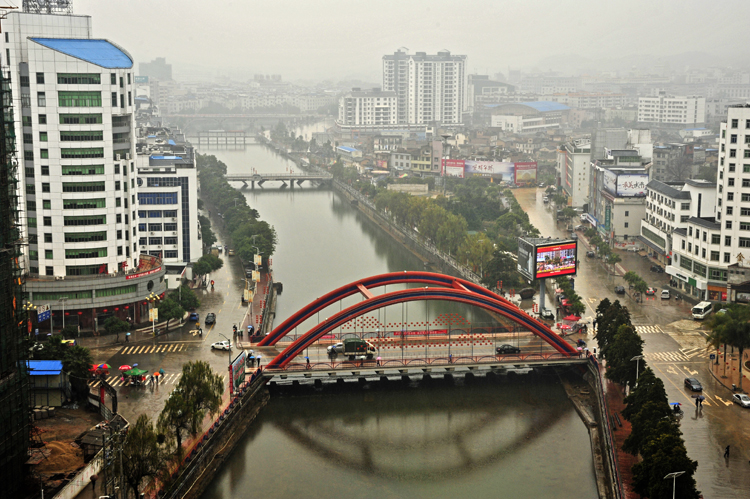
[382, 50, 466, 126]
[2, 9, 166, 331]
[336, 88, 397, 129]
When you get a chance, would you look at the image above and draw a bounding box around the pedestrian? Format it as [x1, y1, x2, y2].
[449, 353, 453, 364]
[306, 357, 310, 368]
[257, 353, 262, 367]
[376, 356, 381, 366]
[592, 319, 597, 331]
[696, 397, 700, 408]
[125, 332, 130, 342]
[725, 445, 730, 458]
[156, 373, 160, 384]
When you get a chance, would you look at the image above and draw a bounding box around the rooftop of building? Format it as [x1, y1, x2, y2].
[687, 216, 720, 230]
[337, 146, 359, 153]
[684, 178, 716, 188]
[30, 38, 132, 69]
[347, 88, 397, 98]
[647, 179, 691, 199]
[517, 101, 571, 112]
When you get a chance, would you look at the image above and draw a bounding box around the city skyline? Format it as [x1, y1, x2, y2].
[78, 0, 750, 82]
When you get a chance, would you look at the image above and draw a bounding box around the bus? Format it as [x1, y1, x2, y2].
[692, 301, 713, 320]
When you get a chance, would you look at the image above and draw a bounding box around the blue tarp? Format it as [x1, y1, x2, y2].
[30, 38, 133, 68]
[151, 155, 182, 160]
[28, 360, 63, 376]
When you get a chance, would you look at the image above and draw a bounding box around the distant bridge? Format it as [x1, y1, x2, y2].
[225, 172, 333, 189]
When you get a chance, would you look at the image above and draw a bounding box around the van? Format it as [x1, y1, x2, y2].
[661, 289, 670, 299]
[692, 301, 713, 320]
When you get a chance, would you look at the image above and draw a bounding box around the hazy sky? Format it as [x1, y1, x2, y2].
[76, 0, 750, 82]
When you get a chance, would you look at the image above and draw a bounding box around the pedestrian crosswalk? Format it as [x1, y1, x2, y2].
[119, 344, 187, 355]
[89, 372, 227, 389]
[644, 349, 710, 363]
[635, 325, 664, 335]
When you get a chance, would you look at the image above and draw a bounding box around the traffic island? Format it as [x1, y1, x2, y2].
[709, 350, 750, 393]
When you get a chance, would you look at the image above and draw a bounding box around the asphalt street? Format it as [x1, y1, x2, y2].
[515, 187, 750, 497]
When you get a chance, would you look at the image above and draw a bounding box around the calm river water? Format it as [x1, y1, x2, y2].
[196, 140, 598, 499]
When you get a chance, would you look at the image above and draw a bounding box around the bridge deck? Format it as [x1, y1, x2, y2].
[262, 353, 587, 382]
[226, 173, 331, 182]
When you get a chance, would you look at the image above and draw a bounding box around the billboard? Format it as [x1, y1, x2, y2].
[616, 174, 648, 197]
[464, 160, 514, 178]
[134, 76, 149, 83]
[602, 169, 617, 195]
[441, 159, 465, 176]
[514, 162, 537, 184]
[445, 166, 465, 178]
[534, 241, 577, 279]
[229, 350, 247, 395]
[517, 238, 536, 281]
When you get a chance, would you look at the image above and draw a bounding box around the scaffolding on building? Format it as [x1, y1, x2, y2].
[0, 66, 31, 498]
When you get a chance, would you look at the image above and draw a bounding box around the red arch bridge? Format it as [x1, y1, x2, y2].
[259, 272, 586, 378]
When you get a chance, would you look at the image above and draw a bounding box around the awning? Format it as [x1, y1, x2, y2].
[637, 235, 666, 255]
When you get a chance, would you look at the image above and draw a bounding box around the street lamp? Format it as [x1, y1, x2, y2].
[218, 333, 233, 370]
[664, 471, 685, 499]
[147, 292, 161, 336]
[234, 198, 240, 208]
[631, 354, 644, 387]
[58, 297, 68, 331]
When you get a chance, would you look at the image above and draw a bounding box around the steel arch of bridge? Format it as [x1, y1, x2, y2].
[264, 272, 577, 369]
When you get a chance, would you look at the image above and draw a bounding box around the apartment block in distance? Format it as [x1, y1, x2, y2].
[638, 92, 706, 126]
[557, 138, 591, 208]
[3, 9, 166, 331]
[336, 88, 397, 130]
[383, 49, 466, 126]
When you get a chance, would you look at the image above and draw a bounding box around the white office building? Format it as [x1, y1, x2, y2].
[336, 88, 397, 129]
[556, 138, 591, 208]
[638, 93, 705, 126]
[382, 50, 466, 126]
[4, 9, 166, 331]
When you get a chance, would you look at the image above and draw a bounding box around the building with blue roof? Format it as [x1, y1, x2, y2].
[8, 10, 167, 333]
[28, 360, 71, 406]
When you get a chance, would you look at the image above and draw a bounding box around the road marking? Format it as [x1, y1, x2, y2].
[646, 351, 690, 363]
[635, 325, 664, 335]
[714, 395, 733, 406]
[667, 366, 678, 375]
[680, 347, 709, 359]
[589, 298, 597, 303]
[683, 366, 698, 376]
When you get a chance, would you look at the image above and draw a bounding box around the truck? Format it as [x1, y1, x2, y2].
[327, 338, 376, 360]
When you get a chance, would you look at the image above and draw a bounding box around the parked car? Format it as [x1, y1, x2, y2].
[732, 393, 750, 408]
[586, 250, 596, 258]
[661, 290, 670, 300]
[574, 225, 585, 231]
[614, 285, 626, 295]
[627, 246, 641, 252]
[543, 197, 549, 204]
[211, 340, 232, 351]
[189, 312, 199, 321]
[650, 264, 665, 273]
[684, 377, 703, 392]
[228, 249, 235, 256]
[580, 214, 588, 222]
[570, 233, 578, 240]
[205, 313, 216, 325]
[496, 344, 521, 355]
[645, 287, 657, 296]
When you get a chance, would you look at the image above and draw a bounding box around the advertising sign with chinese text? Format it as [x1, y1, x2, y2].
[534, 241, 577, 279]
[441, 159, 465, 176]
[230, 350, 246, 394]
[616, 174, 648, 197]
[514, 162, 537, 184]
[464, 160, 514, 178]
[602, 169, 617, 195]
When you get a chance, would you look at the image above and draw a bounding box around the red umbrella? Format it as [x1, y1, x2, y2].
[560, 325, 572, 330]
[563, 315, 581, 321]
[119, 365, 132, 371]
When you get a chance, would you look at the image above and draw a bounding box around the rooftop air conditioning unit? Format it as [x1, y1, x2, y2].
[125, 153, 131, 160]
[150, 232, 155, 235]
[116, 154, 121, 161]
[54, 275, 64, 281]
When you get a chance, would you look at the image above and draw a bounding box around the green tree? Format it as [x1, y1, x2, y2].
[622, 271, 640, 285]
[482, 249, 524, 290]
[157, 298, 185, 331]
[198, 215, 217, 248]
[192, 259, 212, 278]
[104, 316, 130, 342]
[157, 361, 224, 452]
[595, 299, 632, 361]
[706, 304, 750, 385]
[61, 325, 78, 339]
[604, 324, 644, 386]
[171, 285, 200, 312]
[632, 431, 700, 499]
[122, 414, 166, 498]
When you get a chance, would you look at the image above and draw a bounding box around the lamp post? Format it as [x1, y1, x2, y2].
[147, 292, 161, 336]
[234, 198, 240, 208]
[58, 297, 67, 331]
[631, 354, 644, 387]
[218, 332, 233, 371]
[664, 471, 685, 499]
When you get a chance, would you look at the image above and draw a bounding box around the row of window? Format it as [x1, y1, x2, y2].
[676, 253, 729, 279]
[26, 72, 131, 86]
[65, 248, 108, 259]
[140, 237, 179, 246]
[137, 223, 178, 232]
[137, 210, 178, 218]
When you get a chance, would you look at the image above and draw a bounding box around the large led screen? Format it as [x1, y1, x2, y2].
[534, 241, 577, 279]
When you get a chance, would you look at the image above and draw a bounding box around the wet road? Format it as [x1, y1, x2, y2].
[515, 187, 750, 497]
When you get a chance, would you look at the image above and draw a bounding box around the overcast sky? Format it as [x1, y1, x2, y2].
[77, 0, 750, 83]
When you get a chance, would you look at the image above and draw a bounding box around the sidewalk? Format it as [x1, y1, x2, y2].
[236, 270, 271, 348]
[73, 313, 190, 350]
[709, 349, 750, 392]
[603, 377, 638, 499]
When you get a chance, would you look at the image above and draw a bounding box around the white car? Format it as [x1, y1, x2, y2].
[211, 340, 232, 351]
[540, 308, 555, 320]
[327, 343, 344, 355]
[732, 393, 750, 408]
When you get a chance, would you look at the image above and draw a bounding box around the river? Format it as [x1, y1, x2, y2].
[196, 140, 599, 499]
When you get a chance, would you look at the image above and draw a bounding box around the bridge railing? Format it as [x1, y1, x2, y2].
[264, 352, 581, 374]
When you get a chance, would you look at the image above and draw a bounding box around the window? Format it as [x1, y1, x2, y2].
[20, 76, 29, 88]
[740, 238, 750, 248]
[111, 73, 116, 85]
[58, 91, 102, 107]
[115, 181, 121, 190]
[114, 164, 120, 174]
[127, 73, 131, 85]
[681, 240, 686, 250]
[60, 131, 103, 141]
[745, 150, 750, 159]
[702, 248, 706, 259]
[689, 227, 693, 237]
[681, 203, 690, 210]
[711, 251, 720, 261]
[39, 131, 47, 142]
[40, 149, 48, 159]
[725, 252, 731, 263]
[61, 148, 103, 159]
[26, 200, 36, 212]
[624, 222, 629, 228]
[97, 285, 137, 298]
[63, 198, 106, 209]
[680, 255, 693, 271]
[703, 231, 707, 241]
[27, 217, 36, 228]
[728, 192, 734, 201]
[39, 114, 46, 124]
[710, 268, 728, 282]
[65, 248, 107, 259]
[741, 222, 750, 231]
[37, 92, 46, 107]
[117, 246, 123, 256]
[148, 223, 162, 232]
[149, 237, 162, 245]
[66, 264, 108, 276]
[120, 95, 124, 108]
[117, 230, 122, 240]
[41, 182, 50, 193]
[139, 237, 147, 245]
[64, 231, 107, 243]
[61, 165, 104, 175]
[57, 73, 101, 85]
[624, 211, 629, 217]
[42, 200, 50, 210]
[22, 116, 31, 127]
[43, 216, 52, 226]
[62, 181, 105, 192]
[726, 236, 732, 246]
[36, 72, 44, 84]
[44, 233, 52, 243]
[163, 210, 177, 218]
[138, 223, 147, 232]
[730, 163, 736, 172]
[28, 250, 38, 261]
[730, 149, 737, 158]
[729, 178, 735, 186]
[732, 119, 739, 128]
[116, 198, 121, 207]
[164, 237, 178, 245]
[128, 91, 131, 106]
[712, 234, 721, 244]
[164, 223, 177, 231]
[45, 249, 53, 259]
[26, 184, 35, 194]
[165, 251, 178, 259]
[688, 243, 692, 252]
[731, 134, 738, 143]
[119, 76, 124, 88]
[64, 215, 106, 226]
[138, 193, 178, 205]
[694, 262, 707, 277]
[727, 207, 734, 215]
[727, 221, 733, 229]
[60, 113, 102, 124]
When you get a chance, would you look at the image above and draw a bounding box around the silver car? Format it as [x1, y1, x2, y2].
[211, 340, 232, 351]
[732, 393, 750, 408]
